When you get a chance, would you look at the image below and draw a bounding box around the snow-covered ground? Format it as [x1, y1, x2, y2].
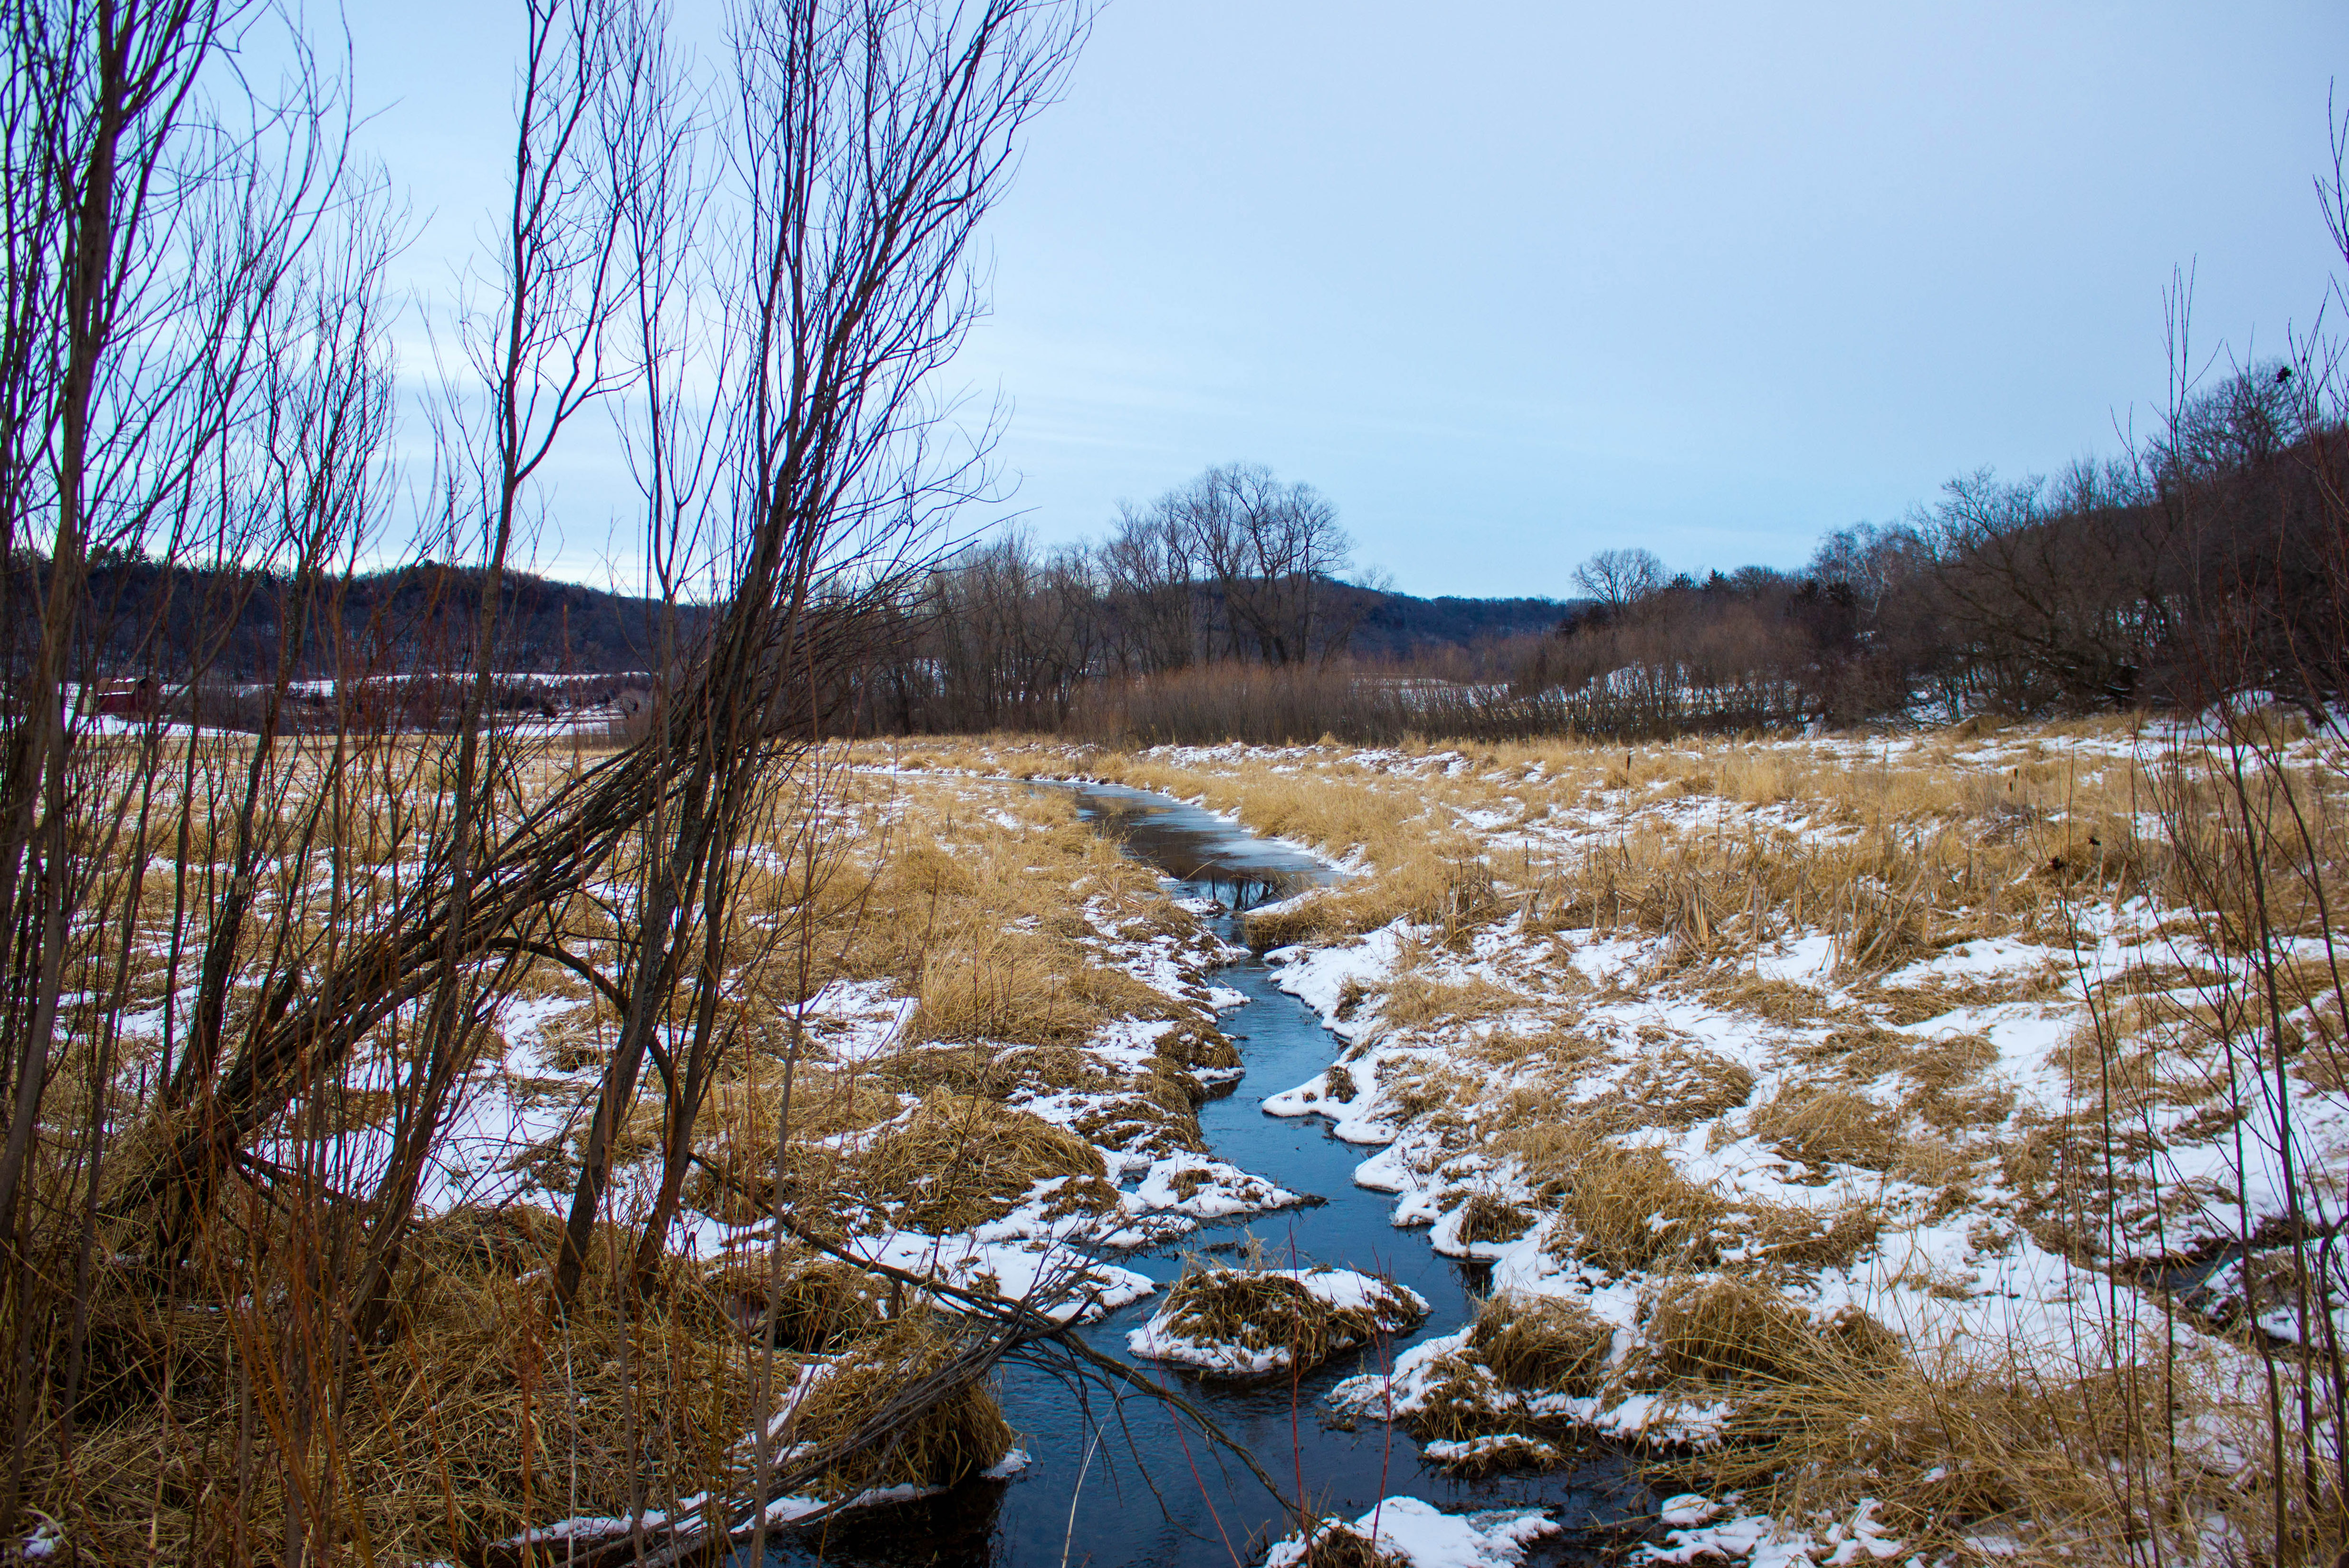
[83, 723, 2343, 1562]
[888, 722, 2347, 1563]
[1258, 1497, 1557, 1568]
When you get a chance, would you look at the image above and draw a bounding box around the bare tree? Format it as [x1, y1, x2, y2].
[548, 0, 1093, 1339]
[0, 0, 352, 1259]
[1174, 461, 1351, 666]
[1099, 497, 1200, 675]
[0, 0, 402, 1542]
[0, 0, 1140, 1556]
[1572, 545, 1665, 610]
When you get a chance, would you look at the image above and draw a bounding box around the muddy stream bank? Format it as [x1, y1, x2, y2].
[757, 783, 1654, 1566]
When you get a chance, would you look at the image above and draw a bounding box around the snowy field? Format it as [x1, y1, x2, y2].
[65, 717, 2341, 1563]
[867, 717, 2347, 1565]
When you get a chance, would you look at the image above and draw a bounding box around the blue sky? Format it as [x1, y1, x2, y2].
[347, 1, 2349, 597]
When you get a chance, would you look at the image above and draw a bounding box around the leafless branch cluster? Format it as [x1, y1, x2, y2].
[847, 461, 1371, 731]
[0, 0, 1100, 1556]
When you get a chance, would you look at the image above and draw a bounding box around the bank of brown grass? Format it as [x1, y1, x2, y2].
[1752, 1203, 1883, 1272]
[1087, 750, 1420, 866]
[781, 1310, 1016, 1497]
[879, 735, 2166, 975]
[858, 1092, 1108, 1232]
[918, 930, 1182, 1046]
[712, 1252, 888, 1350]
[1617, 1041, 1757, 1127]
[1245, 845, 1498, 947]
[1453, 1192, 1539, 1247]
[49, 1209, 754, 1564]
[1673, 1337, 2334, 1565]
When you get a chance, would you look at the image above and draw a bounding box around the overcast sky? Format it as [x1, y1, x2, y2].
[347, 1, 2349, 598]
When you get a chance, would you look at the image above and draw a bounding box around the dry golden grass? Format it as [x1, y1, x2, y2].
[779, 1309, 1016, 1497]
[1244, 847, 1498, 947]
[1668, 1336, 2339, 1565]
[1616, 1041, 1757, 1127]
[709, 1252, 887, 1351]
[818, 731, 2349, 1559]
[1751, 1202, 1883, 1272]
[1147, 1263, 1425, 1375]
[1537, 1141, 1729, 1276]
[48, 1209, 756, 1564]
[1644, 1276, 1840, 1384]
[1452, 1192, 1538, 1247]
[1374, 966, 1524, 1033]
[1288, 1520, 1411, 1568]
[910, 928, 1178, 1046]
[1749, 1084, 1902, 1172]
[1465, 1292, 1613, 1396]
[869, 728, 2212, 975]
[857, 1091, 1109, 1233]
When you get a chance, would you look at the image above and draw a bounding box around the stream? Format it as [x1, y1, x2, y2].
[758, 783, 1654, 1566]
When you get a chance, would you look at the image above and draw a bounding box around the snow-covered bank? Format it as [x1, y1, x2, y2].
[1125, 1264, 1428, 1375]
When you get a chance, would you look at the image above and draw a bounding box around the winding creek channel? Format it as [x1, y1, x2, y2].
[760, 782, 1654, 1566]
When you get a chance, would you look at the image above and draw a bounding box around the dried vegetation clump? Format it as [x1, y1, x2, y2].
[859, 1091, 1108, 1232]
[1538, 1142, 1729, 1276]
[781, 1310, 1018, 1496]
[1467, 1292, 1613, 1396]
[1645, 1276, 1847, 1384]
[1670, 1339, 2291, 1558]
[1288, 1522, 1410, 1568]
[714, 1252, 890, 1350]
[1452, 1192, 1538, 1247]
[1749, 1084, 1901, 1173]
[1153, 1264, 1424, 1374]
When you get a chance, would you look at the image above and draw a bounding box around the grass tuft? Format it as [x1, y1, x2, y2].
[784, 1309, 1016, 1496]
[859, 1092, 1107, 1232]
[1152, 1264, 1423, 1375]
[1466, 1292, 1613, 1396]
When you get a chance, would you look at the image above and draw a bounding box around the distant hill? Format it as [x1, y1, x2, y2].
[1332, 584, 1569, 660]
[56, 558, 1565, 679]
[67, 561, 703, 680]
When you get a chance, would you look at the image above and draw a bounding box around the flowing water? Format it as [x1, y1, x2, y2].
[758, 784, 1654, 1565]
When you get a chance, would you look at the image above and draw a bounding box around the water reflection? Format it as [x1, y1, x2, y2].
[1054, 783, 1336, 911]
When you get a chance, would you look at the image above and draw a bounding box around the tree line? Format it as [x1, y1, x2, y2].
[853, 460, 1375, 730]
[77, 365, 2336, 746]
[1518, 358, 2346, 734]
[28, 557, 699, 683]
[842, 355, 2349, 743]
